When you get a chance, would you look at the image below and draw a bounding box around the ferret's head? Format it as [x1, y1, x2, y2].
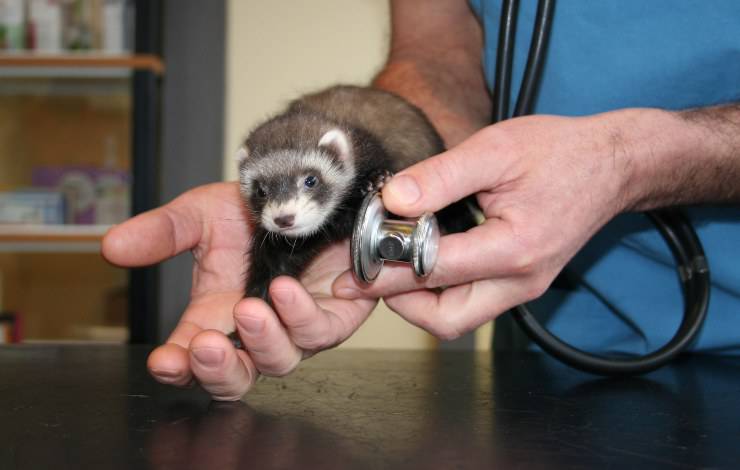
[238, 128, 354, 238]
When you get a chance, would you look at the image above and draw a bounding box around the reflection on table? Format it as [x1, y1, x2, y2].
[0, 346, 738, 469]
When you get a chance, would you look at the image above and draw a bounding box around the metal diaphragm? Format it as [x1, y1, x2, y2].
[351, 191, 440, 283]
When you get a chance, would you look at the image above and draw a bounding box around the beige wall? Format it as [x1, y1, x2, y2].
[224, 0, 391, 172]
[223, 0, 492, 350]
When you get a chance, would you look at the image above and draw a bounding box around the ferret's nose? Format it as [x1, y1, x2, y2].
[274, 214, 295, 228]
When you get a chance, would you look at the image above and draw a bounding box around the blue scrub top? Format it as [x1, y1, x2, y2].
[468, 0, 740, 354]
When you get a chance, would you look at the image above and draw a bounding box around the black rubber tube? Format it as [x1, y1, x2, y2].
[493, 0, 710, 375]
[511, 210, 710, 376]
[491, 0, 519, 124]
[513, 0, 556, 117]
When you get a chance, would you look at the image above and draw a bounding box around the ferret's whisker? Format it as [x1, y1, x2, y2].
[289, 237, 298, 257]
[259, 231, 270, 250]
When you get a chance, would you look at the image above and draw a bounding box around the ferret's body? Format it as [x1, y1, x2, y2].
[238, 85, 459, 301]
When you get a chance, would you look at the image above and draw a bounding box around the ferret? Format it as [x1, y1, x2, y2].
[237, 85, 475, 302]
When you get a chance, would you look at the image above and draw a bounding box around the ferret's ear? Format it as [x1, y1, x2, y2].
[318, 128, 351, 160]
[235, 146, 249, 163]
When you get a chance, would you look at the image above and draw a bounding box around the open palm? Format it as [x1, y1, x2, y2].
[103, 181, 377, 400]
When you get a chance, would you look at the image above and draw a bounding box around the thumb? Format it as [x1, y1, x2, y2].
[382, 133, 496, 216]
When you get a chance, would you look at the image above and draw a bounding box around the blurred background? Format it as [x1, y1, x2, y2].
[0, 0, 490, 350]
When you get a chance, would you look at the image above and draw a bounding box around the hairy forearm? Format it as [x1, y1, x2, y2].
[615, 103, 740, 211]
[374, 59, 490, 148]
[372, 0, 491, 148]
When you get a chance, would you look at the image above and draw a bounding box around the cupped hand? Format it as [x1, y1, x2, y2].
[333, 111, 641, 340]
[103, 182, 377, 400]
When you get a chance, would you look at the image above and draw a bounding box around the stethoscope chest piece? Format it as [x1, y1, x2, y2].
[351, 191, 440, 283]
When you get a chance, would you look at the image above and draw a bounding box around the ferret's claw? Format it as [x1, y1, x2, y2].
[362, 169, 394, 196]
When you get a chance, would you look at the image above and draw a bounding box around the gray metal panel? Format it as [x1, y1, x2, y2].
[158, 0, 225, 341]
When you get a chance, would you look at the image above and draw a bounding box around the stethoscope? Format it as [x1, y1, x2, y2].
[351, 0, 710, 376]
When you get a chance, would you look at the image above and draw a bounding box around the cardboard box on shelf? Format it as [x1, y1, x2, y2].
[31, 165, 130, 224]
[0, 189, 66, 224]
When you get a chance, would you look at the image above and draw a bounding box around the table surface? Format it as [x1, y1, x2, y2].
[0, 345, 739, 469]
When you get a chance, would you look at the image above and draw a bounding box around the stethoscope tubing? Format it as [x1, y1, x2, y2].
[492, 0, 710, 375]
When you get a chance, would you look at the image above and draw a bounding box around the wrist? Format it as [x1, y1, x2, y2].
[600, 107, 696, 213]
[609, 103, 740, 212]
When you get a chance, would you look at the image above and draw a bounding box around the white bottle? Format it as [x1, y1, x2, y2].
[102, 0, 124, 53]
[29, 0, 62, 53]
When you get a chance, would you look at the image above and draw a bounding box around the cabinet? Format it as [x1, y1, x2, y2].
[0, 2, 162, 344]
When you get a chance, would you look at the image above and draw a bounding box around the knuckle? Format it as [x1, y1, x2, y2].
[294, 334, 334, 352]
[284, 315, 316, 335]
[523, 275, 550, 302]
[288, 318, 339, 352]
[505, 236, 543, 277]
[424, 269, 450, 291]
[434, 327, 462, 342]
[503, 249, 538, 277]
[424, 257, 463, 290]
[421, 316, 462, 342]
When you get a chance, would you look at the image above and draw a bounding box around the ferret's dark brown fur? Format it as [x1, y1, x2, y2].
[238, 85, 473, 302]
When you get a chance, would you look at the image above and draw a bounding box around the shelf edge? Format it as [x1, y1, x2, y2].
[0, 53, 165, 75]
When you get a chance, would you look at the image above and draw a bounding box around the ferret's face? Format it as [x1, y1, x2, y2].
[238, 135, 354, 237]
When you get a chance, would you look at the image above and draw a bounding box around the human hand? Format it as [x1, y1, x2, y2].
[103, 182, 377, 400]
[333, 110, 648, 339]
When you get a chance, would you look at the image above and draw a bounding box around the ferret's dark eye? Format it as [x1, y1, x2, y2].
[304, 175, 318, 188]
[256, 185, 267, 198]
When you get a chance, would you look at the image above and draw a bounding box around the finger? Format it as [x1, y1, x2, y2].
[383, 277, 528, 341]
[189, 329, 258, 401]
[147, 343, 195, 388]
[269, 276, 376, 352]
[333, 220, 527, 298]
[382, 129, 504, 217]
[147, 290, 244, 386]
[102, 182, 241, 267]
[101, 201, 199, 268]
[233, 297, 303, 377]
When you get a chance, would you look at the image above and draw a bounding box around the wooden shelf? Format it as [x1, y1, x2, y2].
[0, 53, 164, 76]
[0, 224, 111, 253]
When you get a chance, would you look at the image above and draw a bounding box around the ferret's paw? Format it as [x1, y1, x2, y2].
[362, 169, 394, 195]
[227, 330, 244, 349]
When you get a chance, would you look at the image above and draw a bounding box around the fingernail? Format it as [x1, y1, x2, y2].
[270, 288, 294, 305]
[387, 175, 421, 205]
[336, 287, 360, 300]
[191, 347, 225, 367]
[236, 314, 266, 335]
[150, 368, 180, 380]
